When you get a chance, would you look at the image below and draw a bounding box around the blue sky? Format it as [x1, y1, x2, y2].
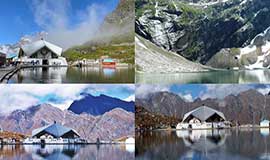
[0, 84, 134, 113]
[0, 0, 119, 44]
[136, 84, 270, 102]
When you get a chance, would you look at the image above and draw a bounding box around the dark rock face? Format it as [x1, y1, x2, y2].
[0, 104, 134, 142]
[136, 0, 270, 63]
[206, 48, 240, 69]
[136, 89, 270, 125]
[68, 94, 134, 115]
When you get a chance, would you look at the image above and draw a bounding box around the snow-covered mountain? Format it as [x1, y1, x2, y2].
[0, 32, 47, 56]
[208, 27, 270, 69]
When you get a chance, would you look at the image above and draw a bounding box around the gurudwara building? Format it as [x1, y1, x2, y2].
[176, 105, 230, 129]
[18, 39, 68, 66]
[23, 122, 86, 144]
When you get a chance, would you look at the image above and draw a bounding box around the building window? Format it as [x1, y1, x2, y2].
[52, 53, 58, 59]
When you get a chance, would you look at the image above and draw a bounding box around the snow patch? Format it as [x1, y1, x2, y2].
[155, 2, 159, 17]
[245, 52, 270, 69]
[171, 0, 179, 11]
[189, 0, 230, 7]
[135, 37, 147, 50]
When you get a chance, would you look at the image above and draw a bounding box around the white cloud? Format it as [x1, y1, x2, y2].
[124, 95, 135, 102]
[179, 93, 193, 102]
[0, 92, 39, 114]
[0, 84, 134, 113]
[29, 0, 110, 50]
[135, 84, 170, 98]
[0, 84, 88, 113]
[199, 84, 253, 100]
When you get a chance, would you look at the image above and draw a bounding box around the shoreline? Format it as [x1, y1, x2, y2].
[136, 126, 270, 132]
[0, 64, 135, 83]
[135, 68, 270, 74]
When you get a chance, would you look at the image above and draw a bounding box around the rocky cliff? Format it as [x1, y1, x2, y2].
[136, 0, 270, 65]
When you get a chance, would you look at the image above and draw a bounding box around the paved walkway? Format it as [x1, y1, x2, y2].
[0, 66, 17, 83]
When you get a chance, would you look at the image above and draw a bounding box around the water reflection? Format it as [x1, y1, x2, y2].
[8, 66, 134, 83]
[136, 129, 270, 160]
[176, 130, 227, 152]
[136, 69, 270, 84]
[0, 144, 134, 160]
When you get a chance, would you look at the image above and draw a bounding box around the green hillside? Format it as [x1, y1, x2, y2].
[63, 44, 134, 64]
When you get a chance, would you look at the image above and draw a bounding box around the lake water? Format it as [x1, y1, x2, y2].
[136, 129, 270, 160]
[0, 144, 134, 160]
[136, 69, 270, 84]
[8, 67, 134, 83]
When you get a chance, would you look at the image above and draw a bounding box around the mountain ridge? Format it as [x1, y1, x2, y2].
[68, 93, 134, 115]
[136, 89, 270, 124]
[136, 0, 270, 64]
[0, 103, 134, 142]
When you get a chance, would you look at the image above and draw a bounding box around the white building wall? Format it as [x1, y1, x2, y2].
[48, 57, 68, 66]
[260, 120, 270, 127]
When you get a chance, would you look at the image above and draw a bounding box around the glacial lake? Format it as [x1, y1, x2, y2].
[136, 129, 270, 160]
[0, 144, 134, 160]
[136, 69, 270, 84]
[7, 67, 134, 83]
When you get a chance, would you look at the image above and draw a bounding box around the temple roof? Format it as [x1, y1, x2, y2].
[21, 40, 62, 57]
[183, 106, 226, 122]
[32, 123, 79, 138]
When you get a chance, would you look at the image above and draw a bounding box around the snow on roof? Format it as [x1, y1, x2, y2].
[260, 119, 270, 123]
[32, 123, 80, 138]
[21, 40, 62, 57]
[183, 106, 226, 122]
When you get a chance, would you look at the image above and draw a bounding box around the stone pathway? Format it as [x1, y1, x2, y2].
[0, 66, 17, 83]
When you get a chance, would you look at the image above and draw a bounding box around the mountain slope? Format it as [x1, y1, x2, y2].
[136, 34, 211, 73]
[63, 0, 135, 64]
[136, 106, 180, 130]
[99, 0, 135, 44]
[68, 94, 134, 115]
[0, 104, 134, 142]
[136, 0, 270, 64]
[136, 89, 270, 124]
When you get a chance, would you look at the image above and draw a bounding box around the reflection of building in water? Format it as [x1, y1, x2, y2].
[24, 144, 81, 160]
[18, 39, 67, 66]
[260, 122, 270, 160]
[261, 128, 270, 137]
[176, 106, 230, 129]
[103, 68, 116, 77]
[24, 122, 86, 144]
[177, 129, 228, 159]
[15, 67, 67, 83]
